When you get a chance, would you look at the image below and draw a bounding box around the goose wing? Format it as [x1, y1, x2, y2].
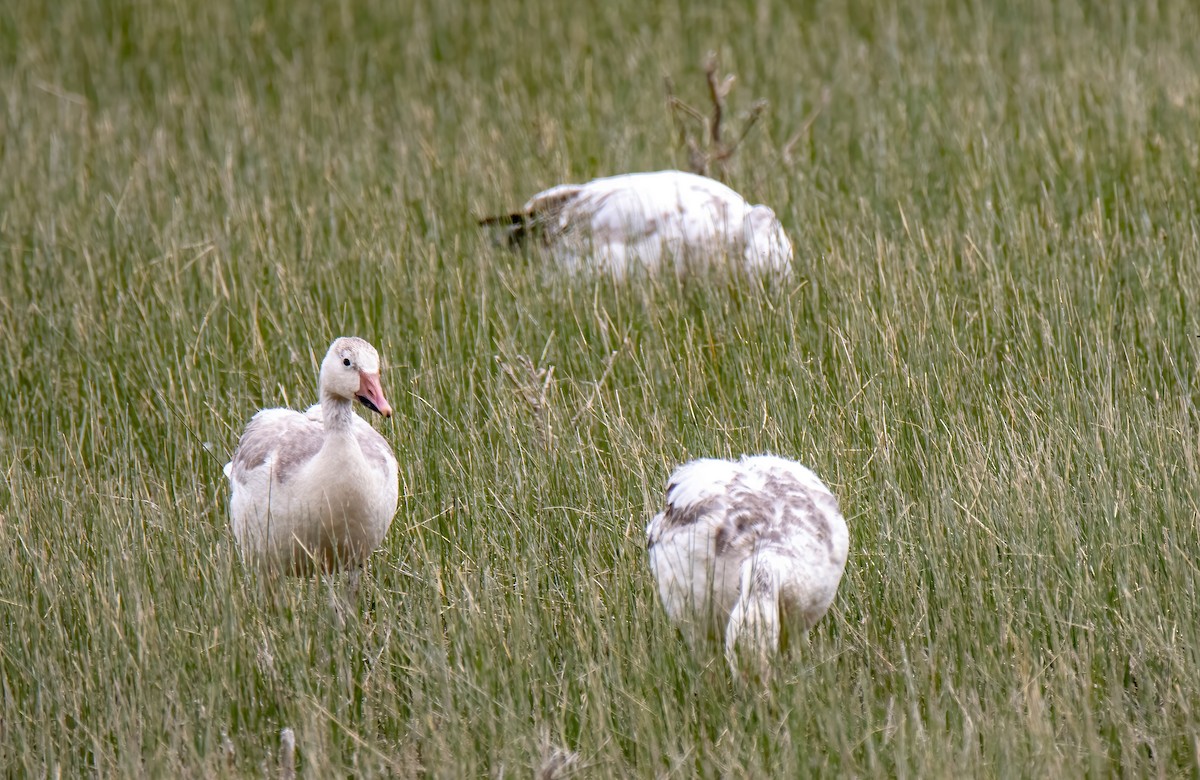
[226, 407, 324, 488]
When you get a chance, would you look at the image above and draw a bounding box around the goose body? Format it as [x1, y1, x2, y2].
[224, 337, 399, 573]
[487, 170, 792, 277]
[646, 455, 848, 674]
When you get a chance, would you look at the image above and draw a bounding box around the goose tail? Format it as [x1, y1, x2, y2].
[477, 212, 531, 247]
[725, 553, 785, 678]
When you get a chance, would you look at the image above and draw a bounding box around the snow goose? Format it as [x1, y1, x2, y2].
[484, 170, 793, 277]
[224, 337, 399, 574]
[646, 454, 849, 676]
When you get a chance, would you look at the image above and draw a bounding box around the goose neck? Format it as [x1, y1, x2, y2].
[320, 392, 355, 433]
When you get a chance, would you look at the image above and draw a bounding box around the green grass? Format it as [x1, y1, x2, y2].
[3, 0, 1200, 775]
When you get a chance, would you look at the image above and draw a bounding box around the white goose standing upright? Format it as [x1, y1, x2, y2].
[484, 170, 793, 277]
[646, 454, 849, 675]
[224, 337, 399, 574]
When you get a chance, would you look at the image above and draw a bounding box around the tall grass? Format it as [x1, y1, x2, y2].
[3, 0, 1200, 775]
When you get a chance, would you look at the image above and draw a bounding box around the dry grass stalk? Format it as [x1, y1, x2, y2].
[495, 352, 556, 449]
[279, 727, 296, 780]
[781, 86, 832, 166]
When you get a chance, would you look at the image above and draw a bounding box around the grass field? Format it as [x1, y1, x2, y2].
[4, 0, 1200, 775]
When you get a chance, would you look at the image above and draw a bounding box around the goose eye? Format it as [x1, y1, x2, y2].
[343, 358, 352, 367]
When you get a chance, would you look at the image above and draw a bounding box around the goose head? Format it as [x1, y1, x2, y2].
[319, 337, 393, 418]
[743, 205, 794, 272]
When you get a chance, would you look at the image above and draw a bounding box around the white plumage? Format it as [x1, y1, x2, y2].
[646, 455, 849, 675]
[224, 337, 399, 574]
[486, 170, 793, 277]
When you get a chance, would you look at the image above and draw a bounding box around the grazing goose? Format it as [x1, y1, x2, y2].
[646, 454, 849, 675]
[483, 170, 793, 277]
[224, 337, 399, 574]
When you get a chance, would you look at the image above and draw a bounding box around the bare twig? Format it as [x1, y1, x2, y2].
[665, 78, 707, 125]
[687, 141, 707, 176]
[704, 51, 736, 149]
[664, 52, 769, 179]
[715, 99, 768, 164]
[665, 77, 706, 174]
